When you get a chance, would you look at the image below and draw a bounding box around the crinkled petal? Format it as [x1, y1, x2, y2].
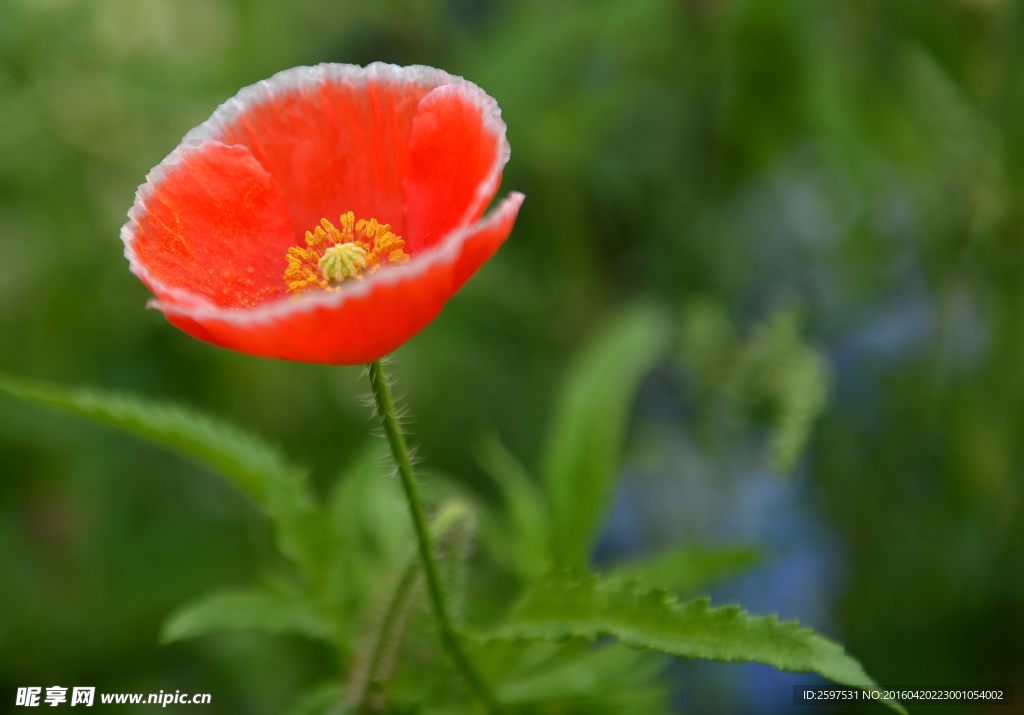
[124, 140, 295, 309]
[403, 83, 509, 253]
[152, 193, 524, 365]
[182, 63, 501, 241]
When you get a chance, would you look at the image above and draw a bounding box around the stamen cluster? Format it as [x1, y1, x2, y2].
[284, 212, 410, 295]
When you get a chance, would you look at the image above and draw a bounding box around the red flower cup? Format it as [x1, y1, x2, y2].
[122, 63, 523, 365]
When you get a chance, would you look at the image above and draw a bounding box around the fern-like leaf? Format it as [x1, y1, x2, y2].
[488, 571, 905, 714]
[0, 373, 324, 579]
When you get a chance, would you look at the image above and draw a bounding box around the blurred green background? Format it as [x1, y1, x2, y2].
[1, 0, 1022, 712]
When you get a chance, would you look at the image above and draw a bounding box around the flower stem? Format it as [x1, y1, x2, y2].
[367, 359, 503, 713]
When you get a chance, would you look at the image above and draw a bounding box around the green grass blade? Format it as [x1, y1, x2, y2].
[475, 429, 552, 581]
[541, 304, 673, 568]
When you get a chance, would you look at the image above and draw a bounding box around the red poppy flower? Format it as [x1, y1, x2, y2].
[121, 63, 523, 365]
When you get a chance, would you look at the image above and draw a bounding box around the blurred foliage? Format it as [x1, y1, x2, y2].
[1, 0, 1023, 712]
[0, 316, 892, 713]
[679, 299, 829, 472]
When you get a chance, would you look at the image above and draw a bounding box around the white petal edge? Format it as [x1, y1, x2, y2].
[121, 62, 512, 317]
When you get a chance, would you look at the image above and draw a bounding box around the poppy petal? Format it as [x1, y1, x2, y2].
[403, 83, 509, 253]
[181, 64, 470, 240]
[152, 192, 524, 365]
[124, 140, 295, 309]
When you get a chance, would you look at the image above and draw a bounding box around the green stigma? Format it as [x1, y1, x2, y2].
[319, 243, 368, 283]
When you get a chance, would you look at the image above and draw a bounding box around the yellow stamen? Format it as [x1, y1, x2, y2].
[284, 211, 410, 295]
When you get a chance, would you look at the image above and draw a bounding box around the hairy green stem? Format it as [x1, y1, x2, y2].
[367, 359, 502, 713]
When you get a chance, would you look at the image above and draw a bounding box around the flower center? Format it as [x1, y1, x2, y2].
[284, 212, 410, 295]
[320, 242, 367, 282]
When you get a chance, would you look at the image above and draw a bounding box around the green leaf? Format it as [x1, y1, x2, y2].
[289, 684, 349, 715]
[498, 641, 666, 707]
[0, 372, 297, 504]
[489, 571, 905, 714]
[607, 544, 762, 596]
[475, 429, 552, 581]
[0, 372, 324, 580]
[541, 304, 673, 568]
[328, 440, 413, 597]
[160, 589, 334, 644]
